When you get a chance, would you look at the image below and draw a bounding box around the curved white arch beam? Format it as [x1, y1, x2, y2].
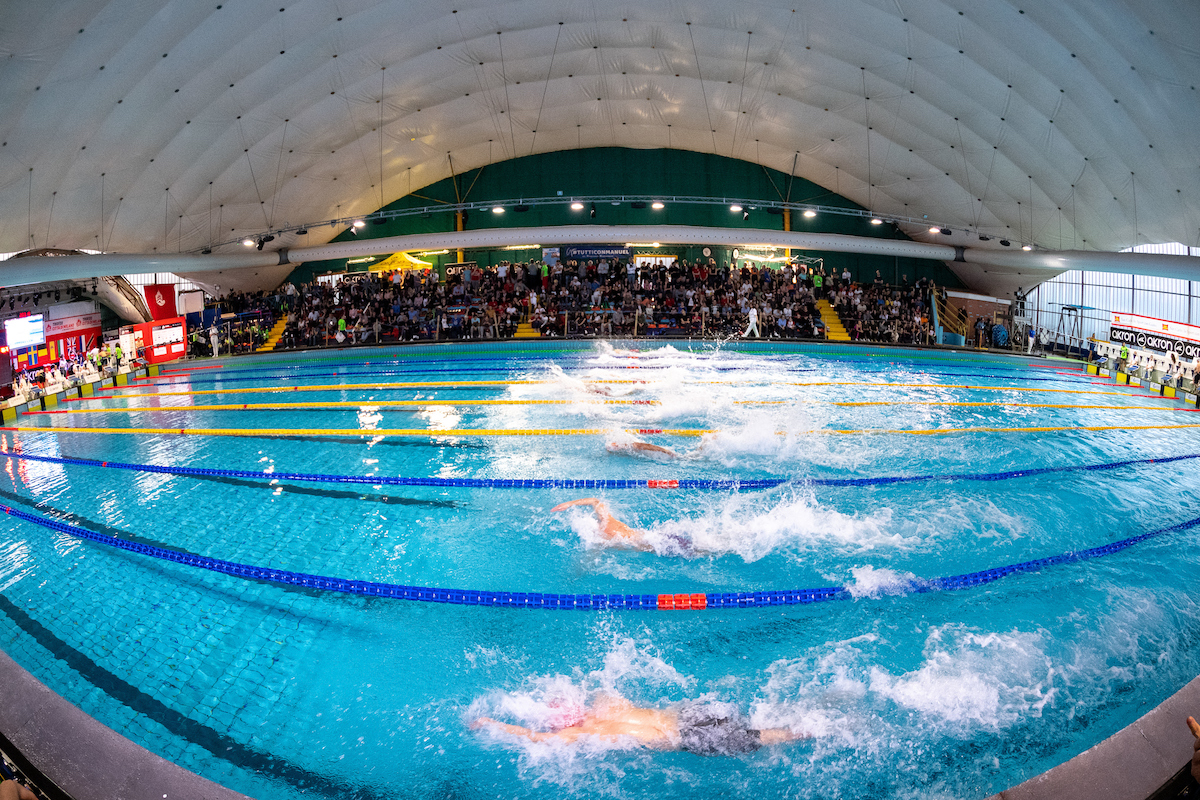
[4, 226, 1196, 301]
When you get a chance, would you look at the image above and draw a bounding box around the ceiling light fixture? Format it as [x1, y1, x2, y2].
[978, 235, 991, 241]
[352, 220, 365, 228]
[651, 201, 665, 209]
[1000, 239, 1011, 247]
[940, 228, 952, 235]
[730, 205, 743, 212]
[803, 209, 817, 218]
[870, 218, 883, 225]
[570, 202, 584, 211]
[491, 206, 505, 214]
[242, 238, 255, 247]
[929, 226, 941, 234]
[296, 228, 307, 235]
[1022, 244, 1033, 251]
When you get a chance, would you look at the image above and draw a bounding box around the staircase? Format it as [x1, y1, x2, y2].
[512, 322, 540, 339]
[256, 317, 289, 352]
[816, 299, 851, 342]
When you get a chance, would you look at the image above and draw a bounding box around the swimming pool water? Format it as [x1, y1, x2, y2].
[1, 340, 1199, 800]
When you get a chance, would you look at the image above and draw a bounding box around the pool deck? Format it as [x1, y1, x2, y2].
[0, 649, 250, 800]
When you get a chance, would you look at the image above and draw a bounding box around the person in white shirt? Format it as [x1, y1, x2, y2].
[742, 307, 760, 338]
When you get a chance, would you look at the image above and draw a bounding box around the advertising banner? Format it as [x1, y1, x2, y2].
[1110, 312, 1200, 359]
[143, 284, 178, 320]
[563, 245, 632, 260]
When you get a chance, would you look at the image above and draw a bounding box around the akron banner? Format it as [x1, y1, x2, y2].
[1110, 312, 1200, 359]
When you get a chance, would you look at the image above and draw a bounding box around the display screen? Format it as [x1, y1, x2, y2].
[4, 315, 44, 350]
[152, 321, 184, 346]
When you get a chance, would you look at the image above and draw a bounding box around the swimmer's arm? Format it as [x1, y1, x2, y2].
[757, 727, 811, 745]
[471, 718, 581, 744]
[550, 498, 603, 513]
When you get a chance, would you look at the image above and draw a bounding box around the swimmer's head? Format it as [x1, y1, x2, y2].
[545, 699, 587, 731]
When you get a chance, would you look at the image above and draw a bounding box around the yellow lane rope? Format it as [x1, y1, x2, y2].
[4, 423, 1200, 438]
[81, 379, 1159, 402]
[30, 399, 1197, 415]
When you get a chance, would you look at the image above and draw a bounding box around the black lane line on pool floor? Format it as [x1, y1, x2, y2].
[0, 594, 387, 800]
[186, 473, 461, 507]
[0, 486, 326, 599]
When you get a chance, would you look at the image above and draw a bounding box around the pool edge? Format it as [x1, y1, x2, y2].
[0, 647, 252, 800]
[990, 673, 1200, 800]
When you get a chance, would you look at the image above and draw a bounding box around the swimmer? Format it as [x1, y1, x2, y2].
[584, 380, 647, 397]
[605, 441, 678, 459]
[472, 693, 807, 755]
[551, 498, 701, 555]
[551, 498, 648, 549]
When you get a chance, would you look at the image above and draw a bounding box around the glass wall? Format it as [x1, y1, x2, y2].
[1026, 243, 1200, 343]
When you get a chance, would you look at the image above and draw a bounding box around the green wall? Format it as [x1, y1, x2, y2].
[291, 148, 963, 288]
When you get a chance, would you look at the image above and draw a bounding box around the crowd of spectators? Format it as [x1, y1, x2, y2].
[828, 272, 936, 345]
[202, 258, 935, 351]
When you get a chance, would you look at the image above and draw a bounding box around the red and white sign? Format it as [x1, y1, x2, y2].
[1111, 312, 1200, 344]
[45, 312, 102, 337]
[143, 284, 178, 320]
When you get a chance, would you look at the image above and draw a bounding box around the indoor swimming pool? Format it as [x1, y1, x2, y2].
[1, 340, 1198, 800]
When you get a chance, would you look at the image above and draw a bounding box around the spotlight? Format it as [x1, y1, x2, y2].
[201, 248, 212, 254]
[372, 217, 387, 225]
[256, 239, 265, 250]
[631, 201, 647, 209]
[54, 290, 60, 301]
[929, 226, 941, 234]
[295, 228, 307, 235]
[870, 218, 883, 225]
[514, 205, 531, 212]
[999, 239, 1011, 247]
[802, 209, 817, 218]
[730, 205, 743, 212]
[940, 228, 952, 236]
[349, 226, 358, 236]
[742, 211, 750, 221]
[91, 283, 98, 295]
[978, 235, 991, 241]
[242, 238, 255, 247]
[651, 201, 664, 209]
[1022, 244, 1033, 251]
[491, 206, 505, 214]
[590, 203, 596, 218]
[352, 220, 365, 228]
[570, 202, 584, 211]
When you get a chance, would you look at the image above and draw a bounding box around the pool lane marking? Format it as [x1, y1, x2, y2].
[3, 500, 1195, 611]
[24, 399, 659, 414]
[6, 423, 1200, 438]
[78, 380, 1171, 403]
[24, 400, 1200, 416]
[3, 450, 1198, 490]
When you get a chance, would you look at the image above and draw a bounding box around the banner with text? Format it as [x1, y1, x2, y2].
[563, 245, 632, 260]
[1110, 311, 1200, 358]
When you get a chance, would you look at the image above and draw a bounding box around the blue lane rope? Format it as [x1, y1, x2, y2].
[3, 501, 1195, 610]
[1, 451, 1197, 490]
[128, 366, 1091, 389]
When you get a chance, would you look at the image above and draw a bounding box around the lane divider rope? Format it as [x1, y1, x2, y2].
[25, 400, 1197, 416]
[1, 450, 1197, 490]
[5, 423, 1200, 438]
[80, 380, 1163, 403]
[3, 502, 1194, 610]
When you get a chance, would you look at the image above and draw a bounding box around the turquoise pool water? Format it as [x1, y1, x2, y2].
[1, 340, 1199, 800]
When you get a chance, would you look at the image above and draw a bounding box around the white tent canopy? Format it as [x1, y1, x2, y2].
[1, 0, 1198, 285]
